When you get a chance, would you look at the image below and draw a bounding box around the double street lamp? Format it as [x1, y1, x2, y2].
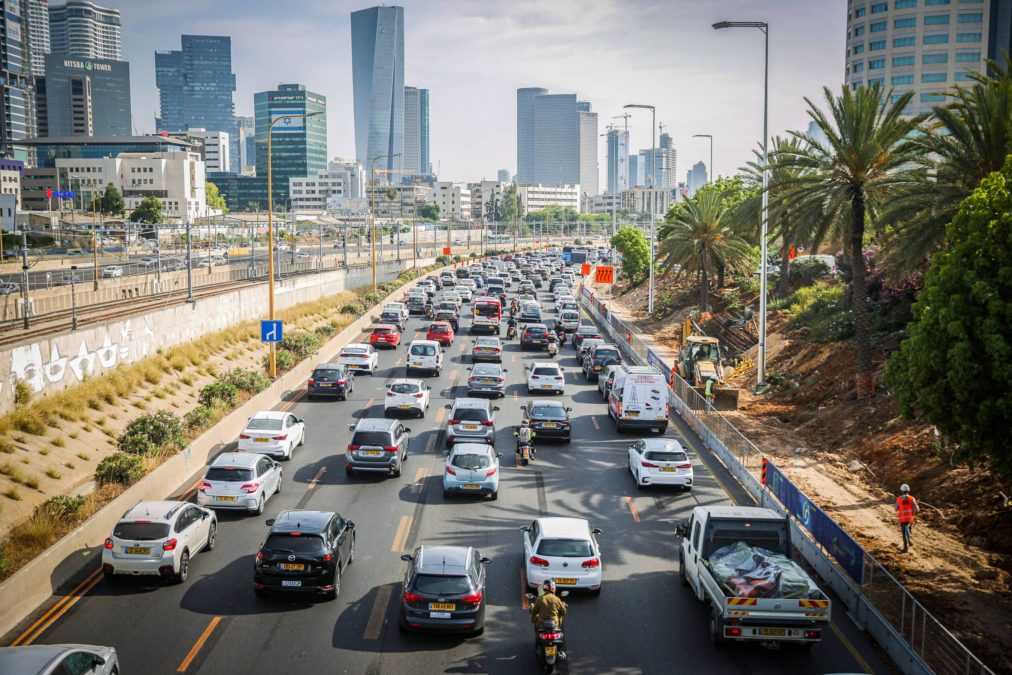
[623, 103, 656, 316]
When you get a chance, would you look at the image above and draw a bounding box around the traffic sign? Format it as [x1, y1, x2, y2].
[580, 263, 590, 276]
[442, 247, 451, 255]
[261, 320, 283, 343]
[595, 266, 615, 284]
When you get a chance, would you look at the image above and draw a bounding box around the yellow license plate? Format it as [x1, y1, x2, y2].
[319, 383, 331, 387]
[280, 563, 304, 571]
[541, 385, 553, 389]
[398, 405, 410, 408]
[362, 450, 382, 456]
[463, 424, 479, 430]
[543, 423, 557, 428]
[545, 646, 556, 657]
[217, 496, 237, 501]
[254, 437, 270, 443]
[661, 467, 678, 472]
[626, 411, 639, 417]
[462, 484, 480, 489]
[760, 628, 787, 636]
[429, 602, 456, 610]
[554, 577, 577, 585]
[126, 547, 149, 554]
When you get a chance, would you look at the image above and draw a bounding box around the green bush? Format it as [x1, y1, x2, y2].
[279, 331, 321, 359]
[199, 381, 239, 408]
[221, 367, 270, 394]
[262, 349, 295, 373]
[436, 255, 452, 265]
[789, 258, 832, 286]
[314, 323, 336, 337]
[14, 381, 32, 407]
[339, 302, 365, 315]
[95, 453, 146, 485]
[362, 290, 384, 306]
[735, 276, 760, 297]
[183, 405, 213, 430]
[38, 494, 86, 519]
[117, 410, 185, 455]
[786, 286, 854, 341]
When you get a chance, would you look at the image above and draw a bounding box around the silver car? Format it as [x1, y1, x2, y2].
[0, 644, 119, 675]
[467, 364, 507, 398]
[445, 398, 499, 448]
[197, 452, 282, 514]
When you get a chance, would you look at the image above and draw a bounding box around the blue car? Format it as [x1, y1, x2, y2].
[519, 303, 542, 321]
[442, 443, 501, 500]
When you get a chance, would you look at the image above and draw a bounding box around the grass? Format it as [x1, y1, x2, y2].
[24, 477, 39, 490]
[68, 432, 79, 440]
[45, 469, 61, 479]
[77, 452, 89, 461]
[3, 488, 20, 501]
[64, 462, 75, 470]
[51, 437, 64, 448]
[0, 462, 23, 483]
[39, 448, 49, 456]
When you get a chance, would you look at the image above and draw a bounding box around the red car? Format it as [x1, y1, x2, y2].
[426, 321, 455, 346]
[369, 324, 402, 348]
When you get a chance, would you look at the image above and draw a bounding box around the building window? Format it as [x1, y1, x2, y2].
[957, 0, 983, 3]
[854, 61, 866, 72]
[854, 43, 865, 54]
[891, 92, 910, 103]
[955, 51, 980, 61]
[870, 40, 886, 50]
[923, 52, 948, 63]
[924, 14, 950, 23]
[894, 36, 917, 46]
[921, 92, 946, 102]
[894, 16, 917, 27]
[871, 2, 888, 11]
[925, 0, 951, 4]
[922, 72, 947, 82]
[895, 0, 917, 6]
[957, 12, 982, 22]
[855, 6, 867, 16]
[870, 20, 887, 31]
[893, 74, 914, 84]
[924, 33, 949, 43]
[893, 54, 916, 66]
[956, 32, 981, 41]
[954, 70, 975, 80]
[869, 58, 886, 69]
[869, 77, 885, 86]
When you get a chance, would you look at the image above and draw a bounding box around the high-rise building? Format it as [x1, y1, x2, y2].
[606, 128, 629, 193]
[988, 0, 1012, 59]
[1, 0, 34, 159]
[578, 105, 598, 196]
[236, 115, 255, 173]
[187, 128, 229, 172]
[497, 169, 510, 182]
[659, 132, 677, 189]
[48, 0, 121, 61]
[532, 94, 578, 187]
[516, 87, 547, 183]
[351, 5, 404, 184]
[628, 154, 641, 187]
[686, 160, 708, 197]
[155, 35, 239, 171]
[254, 83, 327, 207]
[37, 53, 131, 137]
[403, 86, 430, 175]
[27, 0, 50, 78]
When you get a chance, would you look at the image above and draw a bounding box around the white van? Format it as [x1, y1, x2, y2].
[607, 366, 669, 434]
[406, 339, 443, 376]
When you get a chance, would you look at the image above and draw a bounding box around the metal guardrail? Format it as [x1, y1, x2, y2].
[577, 287, 993, 675]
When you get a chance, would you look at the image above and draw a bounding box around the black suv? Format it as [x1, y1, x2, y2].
[582, 344, 623, 381]
[308, 363, 354, 400]
[520, 323, 552, 350]
[406, 295, 427, 315]
[254, 509, 355, 600]
[399, 545, 491, 634]
[573, 324, 602, 348]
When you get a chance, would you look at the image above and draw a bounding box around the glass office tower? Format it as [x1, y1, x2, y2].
[254, 84, 327, 208]
[351, 6, 404, 184]
[516, 87, 548, 184]
[403, 86, 430, 176]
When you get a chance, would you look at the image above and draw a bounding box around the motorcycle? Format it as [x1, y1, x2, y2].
[425, 306, 435, 320]
[523, 598, 569, 674]
[507, 324, 517, 340]
[516, 442, 533, 465]
[555, 329, 566, 346]
[547, 341, 558, 358]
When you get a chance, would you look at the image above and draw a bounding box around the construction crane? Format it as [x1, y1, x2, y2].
[612, 112, 631, 131]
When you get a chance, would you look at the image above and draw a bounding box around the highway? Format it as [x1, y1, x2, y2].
[1, 283, 887, 674]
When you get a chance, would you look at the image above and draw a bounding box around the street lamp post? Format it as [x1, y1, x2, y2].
[693, 134, 714, 185]
[624, 103, 656, 315]
[713, 20, 769, 387]
[70, 265, 78, 330]
[371, 153, 401, 291]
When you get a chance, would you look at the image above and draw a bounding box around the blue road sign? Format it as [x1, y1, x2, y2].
[261, 320, 283, 343]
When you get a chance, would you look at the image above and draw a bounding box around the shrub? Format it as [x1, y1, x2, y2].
[38, 494, 85, 518]
[221, 367, 270, 394]
[117, 410, 185, 455]
[14, 380, 32, 407]
[199, 381, 239, 408]
[362, 290, 384, 306]
[735, 276, 760, 297]
[262, 349, 295, 373]
[314, 323, 336, 337]
[95, 453, 146, 485]
[0, 547, 9, 576]
[184, 405, 213, 430]
[436, 255, 451, 265]
[11, 409, 47, 436]
[789, 258, 832, 286]
[339, 302, 364, 316]
[280, 331, 321, 359]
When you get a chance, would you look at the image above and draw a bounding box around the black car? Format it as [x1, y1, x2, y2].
[582, 345, 623, 381]
[379, 310, 406, 331]
[573, 324, 602, 348]
[435, 309, 458, 331]
[520, 323, 551, 350]
[308, 363, 354, 400]
[254, 509, 355, 599]
[522, 400, 572, 442]
[406, 296, 427, 314]
[399, 545, 491, 634]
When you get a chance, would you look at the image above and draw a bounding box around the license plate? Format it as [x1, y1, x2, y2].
[411, 362, 422, 366]
[760, 628, 787, 637]
[280, 563, 304, 570]
[362, 450, 382, 456]
[281, 580, 301, 587]
[533, 339, 543, 343]
[463, 424, 479, 430]
[626, 411, 639, 417]
[543, 423, 557, 428]
[594, 365, 601, 370]
[541, 385, 553, 389]
[554, 578, 577, 585]
[481, 379, 494, 384]
[462, 484, 480, 489]
[429, 602, 456, 610]
[430, 611, 451, 619]
[217, 496, 237, 501]
[661, 467, 678, 472]
[398, 405, 410, 409]
[318, 383, 331, 387]
[126, 547, 149, 554]
[545, 646, 556, 657]
[254, 437, 270, 443]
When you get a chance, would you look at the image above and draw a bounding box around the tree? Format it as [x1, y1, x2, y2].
[419, 203, 439, 221]
[659, 188, 756, 312]
[245, 201, 262, 212]
[771, 83, 926, 398]
[884, 156, 1012, 480]
[101, 183, 125, 217]
[497, 182, 522, 223]
[610, 226, 650, 284]
[130, 196, 164, 224]
[206, 181, 227, 213]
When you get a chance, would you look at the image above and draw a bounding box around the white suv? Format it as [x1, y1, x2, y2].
[197, 452, 283, 514]
[526, 362, 565, 395]
[102, 501, 216, 583]
[521, 517, 603, 595]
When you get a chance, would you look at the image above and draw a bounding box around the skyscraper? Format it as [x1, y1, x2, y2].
[38, 53, 131, 136]
[578, 104, 599, 196]
[351, 6, 404, 184]
[532, 94, 578, 187]
[687, 160, 708, 197]
[27, 0, 50, 78]
[659, 132, 677, 189]
[403, 86, 430, 175]
[236, 115, 255, 172]
[254, 84, 327, 207]
[516, 87, 547, 183]
[497, 169, 510, 182]
[628, 154, 641, 187]
[155, 35, 239, 171]
[1, 0, 34, 159]
[606, 128, 629, 193]
[48, 0, 121, 61]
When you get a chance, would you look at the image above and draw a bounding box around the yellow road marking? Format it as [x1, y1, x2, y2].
[513, 390, 518, 401]
[11, 568, 103, 645]
[435, 407, 446, 423]
[624, 496, 641, 522]
[308, 466, 326, 489]
[176, 615, 222, 672]
[278, 389, 306, 412]
[363, 584, 393, 639]
[180, 477, 203, 502]
[412, 467, 428, 485]
[830, 620, 874, 674]
[365, 397, 374, 410]
[592, 416, 600, 430]
[448, 369, 458, 381]
[511, 353, 516, 362]
[390, 515, 412, 552]
[395, 357, 402, 366]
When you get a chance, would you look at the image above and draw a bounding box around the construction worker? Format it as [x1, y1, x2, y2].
[704, 378, 715, 408]
[895, 484, 920, 552]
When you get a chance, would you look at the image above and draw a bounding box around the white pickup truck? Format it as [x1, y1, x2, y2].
[677, 505, 831, 648]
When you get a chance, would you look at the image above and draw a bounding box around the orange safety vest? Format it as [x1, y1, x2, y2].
[896, 495, 915, 523]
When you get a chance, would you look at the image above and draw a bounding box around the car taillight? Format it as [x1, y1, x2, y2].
[677, 464, 692, 469]
[239, 434, 250, 439]
[104, 538, 113, 549]
[554, 376, 563, 380]
[337, 380, 345, 385]
[415, 393, 424, 398]
[446, 466, 457, 475]
[163, 538, 178, 551]
[524, 332, 531, 337]
[317, 553, 333, 562]
[199, 481, 211, 493]
[726, 627, 742, 637]
[530, 555, 549, 567]
[805, 630, 821, 640]
[460, 592, 482, 605]
[272, 435, 288, 441]
[481, 421, 493, 426]
[486, 468, 497, 477]
[494, 348, 502, 353]
[449, 419, 460, 425]
[383, 446, 398, 452]
[495, 378, 504, 383]
[240, 483, 259, 494]
[387, 391, 396, 396]
[348, 445, 360, 450]
[582, 558, 600, 568]
[307, 379, 315, 386]
[641, 461, 659, 468]
[256, 552, 264, 562]
[403, 590, 424, 603]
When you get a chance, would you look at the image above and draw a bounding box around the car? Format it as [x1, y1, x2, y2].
[378, 310, 406, 331]
[406, 295, 427, 314]
[308, 363, 354, 400]
[521, 517, 602, 594]
[520, 323, 552, 350]
[556, 294, 576, 308]
[399, 545, 491, 634]
[439, 274, 456, 288]
[102, 500, 216, 583]
[519, 302, 542, 321]
[0, 281, 19, 295]
[370, 324, 402, 348]
[426, 321, 454, 345]
[440, 291, 463, 309]
[467, 363, 508, 397]
[346, 417, 412, 477]
[627, 438, 693, 490]
[57, 273, 82, 286]
[522, 400, 572, 442]
[559, 300, 579, 313]
[425, 275, 443, 290]
[238, 411, 305, 459]
[573, 324, 601, 347]
[0, 644, 120, 675]
[558, 310, 581, 332]
[254, 509, 355, 599]
[598, 364, 622, 399]
[578, 338, 606, 362]
[198, 452, 282, 514]
[582, 343, 623, 381]
[383, 301, 409, 321]
[338, 343, 379, 374]
[434, 309, 459, 331]
[471, 336, 503, 363]
[406, 339, 443, 376]
[384, 379, 431, 417]
[456, 286, 473, 303]
[101, 265, 123, 278]
[526, 362, 565, 395]
[552, 286, 571, 303]
[442, 442, 501, 500]
[445, 397, 499, 448]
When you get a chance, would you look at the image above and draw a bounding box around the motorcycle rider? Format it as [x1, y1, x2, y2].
[547, 331, 559, 356]
[514, 420, 536, 460]
[555, 322, 567, 346]
[510, 298, 520, 317]
[507, 315, 519, 339]
[529, 580, 567, 661]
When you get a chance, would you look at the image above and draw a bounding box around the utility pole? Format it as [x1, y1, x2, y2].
[70, 265, 78, 330]
[185, 218, 194, 303]
[21, 230, 29, 329]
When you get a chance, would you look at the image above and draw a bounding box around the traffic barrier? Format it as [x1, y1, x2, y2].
[761, 456, 768, 484]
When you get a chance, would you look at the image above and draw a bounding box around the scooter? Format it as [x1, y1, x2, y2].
[547, 341, 558, 358]
[507, 324, 517, 340]
[516, 442, 533, 465]
[522, 600, 568, 674]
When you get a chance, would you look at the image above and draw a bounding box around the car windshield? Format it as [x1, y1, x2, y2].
[529, 404, 564, 419]
[429, 325, 449, 332]
[453, 409, 488, 422]
[578, 328, 600, 336]
[373, 327, 393, 334]
[472, 366, 499, 377]
[351, 431, 392, 446]
[389, 383, 419, 394]
[205, 467, 254, 482]
[381, 312, 400, 320]
[410, 344, 436, 356]
[537, 538, 593, 557]
[527, 325, 548, 333]
[114, 522, 170, 541]
[413, 574, 472, 595]
[594, 348, 620, 360]
[474, 304, 499, 317]
[246, 418, 283, 431]
[532, 367, 559, 376]
[451, 453, 491, 470]
[313, 369, 342, 379]
[562, 312, 579, 320]
[264, 534, 325, 554]
[475, 339, 498, 347]
[645, 451, 688, 463]
[342, 348, 367, 355]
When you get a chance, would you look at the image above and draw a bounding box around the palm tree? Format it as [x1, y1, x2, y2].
[772, 83, 926, 398]
[658, 188, 756, 312]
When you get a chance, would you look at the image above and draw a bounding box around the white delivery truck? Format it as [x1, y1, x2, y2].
[606, 365, 669, 433]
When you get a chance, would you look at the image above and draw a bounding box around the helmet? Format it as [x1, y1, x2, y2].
[542, 579, 556, 594]
[900, 483, 910, 492]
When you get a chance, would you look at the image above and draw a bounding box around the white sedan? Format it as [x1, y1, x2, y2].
[338, 343, 379, 374]
[627, 438, 693, 490]
[384, 302, 409, 321]
[383, 379, 430, 417]
[102, 265, 124, 278]
[238, 411, 305, 460]
[526, 362, 565, 395]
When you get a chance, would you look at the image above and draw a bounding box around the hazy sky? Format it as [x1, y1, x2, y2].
[116, 0, 846, 188]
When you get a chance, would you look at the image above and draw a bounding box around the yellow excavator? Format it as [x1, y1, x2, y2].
[675, 318, 741, 411]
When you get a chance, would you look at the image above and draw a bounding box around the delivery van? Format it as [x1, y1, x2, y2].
[607, 366, 669, 433]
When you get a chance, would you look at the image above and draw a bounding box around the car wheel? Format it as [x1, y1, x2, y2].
[709, 608, 725, 646]
[206, 521, 216, 551]
[327, 568, 341, 600]
[307, 394, 315, 401]
[103, 568, 116, 582]
[254, 586, 266, 598]
[276, 476, 282, 495]
[392, 463, 402, 478]
[679, 552, 689, 586]
[346, 466, 354, 476]
[298, 430, 305, 447]
[589, 586, 601, 597]
[348, 534, 356, 564]
[254, 494, 265, 515]
[490, 490, 498, 501]
[174, 551, 190, 584]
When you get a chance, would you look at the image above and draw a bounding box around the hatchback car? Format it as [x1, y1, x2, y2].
[573, 324, 602, 347]
[384, 379, 431, 417]
[522, 400, 572, 442]
[467, 364, 508, 398]
[519, 302, 542, 321]
[426, 321, 455, 345]
[578, 338, 606, 361]
[526, 362, 565, 395]
[399, 545, 491, 634]
[307, 363, 354, 400]
[406, 340, 443, 376]
[521, 517, 602, 594]
[198, 452, 282, 515]
[520, 323, 552, 350]
[434, 309, 459, 332]
[559, 310, 581, 332]
[442, 443, 501, 499]
[346, 418, 411, 477]
[338, 343, 379, 375]
[383, 302, 409, 321]
[370, 324, 402, 348]
[560, 300, 579, 314]
[445, 398, 499, 448]
[627, 438, 693, 490]
[582, 344, 623, 381]
[102, 265, 123, 278]
[238, 411, 305, 459]
[0, 644, 119, 675]
[471, 336, 503, 363]
[254, 509, 355, 600]
[102, 500, 216, 583]
[406, 297, 427, 316]
[598, 364, 621, 399]
[378, 311, 406, 331]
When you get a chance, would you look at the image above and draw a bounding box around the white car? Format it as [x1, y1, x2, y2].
[526, 362, 565, 395]
[102, 500, 216, 583]
[102, 265, 123, 278]
[559, 300, 579, 314]
[338, 343, 379, 374]
[384, 302, 409, 321]
[553, 286, 571, 303]
[197, 452, 282, 515]
[406, 340, 443, 376]
[627, 438, 693, 490]
[521, 517, 603, 594]
[559, 310, 581, 332]
[238, 411, 305, 460]
[456, 286, 473, 303]
[440, 291, 463, 309]
[384, 379, 431, 417]
[458, 278, 477, 294]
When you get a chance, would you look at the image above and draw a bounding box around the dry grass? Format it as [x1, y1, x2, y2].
[63, 462, 74, 470]
[51, 437, 65, 448]
[76, 452, 89, 461]
[45, 469, 61, 480]
[3, 488, 20, 501]
[24, 477, 39, 490]
[0, 462, 23, 483]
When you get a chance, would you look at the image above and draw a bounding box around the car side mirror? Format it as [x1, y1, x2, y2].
[592, 528, 603, 535]
[92, 655, 106, 666]
[675, 524, 687, 538]
[519, 525, 529, 532]
[496, 452, 502, 459]
[348, 425, 356, 431]
[442, 449, 449, 456]
[480, 557, 492, 564]
[348, 521, 355, 529]
[566, 407, 573, 412]
[404, 428, 412, 434]
[444, 403, 451, 409]
[400, 554, 414, 561]
[202, 512, 210, 520]
[467, 366, 473, 371]
[265, 519, 275, 527]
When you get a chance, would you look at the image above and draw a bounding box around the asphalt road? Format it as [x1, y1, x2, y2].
[2, 288, 888, 674]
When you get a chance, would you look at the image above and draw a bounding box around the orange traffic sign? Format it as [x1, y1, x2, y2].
[442, 247, 451, 255]
[595, 266, 614, 284]
[580, 263, 590, 276]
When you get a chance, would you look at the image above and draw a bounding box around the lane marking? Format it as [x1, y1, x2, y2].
[278, 389, 306, 412]
[830, 620, 875, 674]
[448, 368, 458, 381]
[434, 407, 446, 423]
[176, 615, 222, 672]
[624, 496, 641, 522]
[363, 584, 393, 640]
[11, 568, 102, 645]
[412, 467, 427, 485]
[513, 390, 518, 401]
[390, 515, 412, 552]
[180, 477, 203, 502]
[591, 416, 600, 430]
[307, 466, 326, 489]
[364, 397, 374, 411]
[414, 331, 422, 338]
[511, 353, 516, 363]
